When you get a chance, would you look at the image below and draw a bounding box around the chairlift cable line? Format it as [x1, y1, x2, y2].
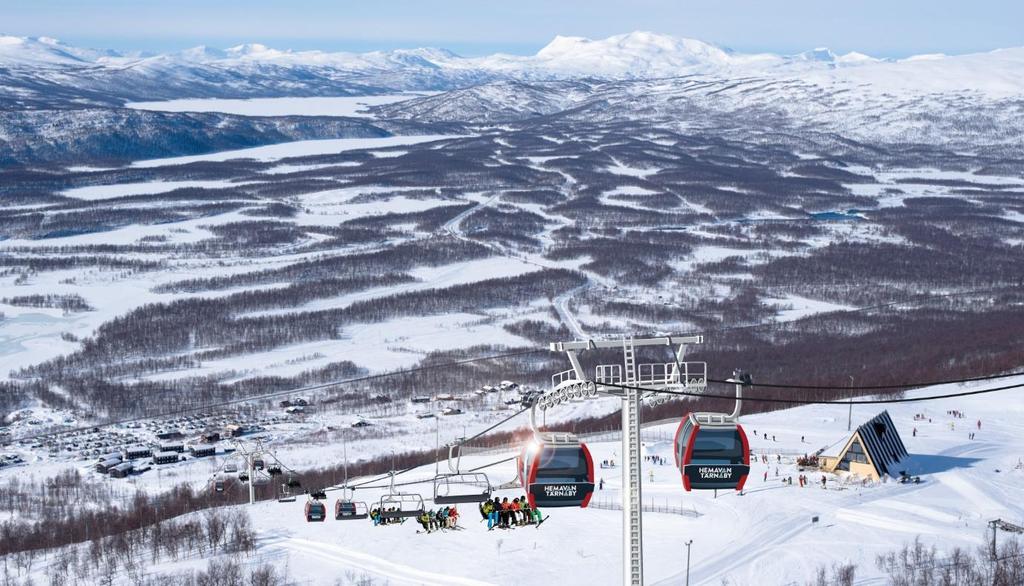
[600, 380, 1024, 405]
[326, 406, 530, 492]
[330, 455, 519, 492]
[705, 369, 1024, 391]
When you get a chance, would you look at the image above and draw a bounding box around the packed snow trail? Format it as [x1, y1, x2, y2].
[264, 536, 496, 586]
[554, 283, 589, 338]
[439, 189, 596, 339]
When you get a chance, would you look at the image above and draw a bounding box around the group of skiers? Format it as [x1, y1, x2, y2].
[910, 413, 981, 441]
[480, 496, 542, 529]
[417, 506, 459, 533]
[369, 507, 403, 526]
[751, 429, 777, 442]
[369, 498, 545, 532]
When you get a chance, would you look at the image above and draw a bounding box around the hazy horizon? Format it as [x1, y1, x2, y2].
[2, 0, 1022, 58]
[6, 31, 1024, 61]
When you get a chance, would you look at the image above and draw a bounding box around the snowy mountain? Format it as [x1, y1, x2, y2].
[2, 30, 1024, 164]
[4, 31, 1024, 108]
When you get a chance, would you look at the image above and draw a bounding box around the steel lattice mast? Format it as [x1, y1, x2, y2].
[543, 335, 706, 585]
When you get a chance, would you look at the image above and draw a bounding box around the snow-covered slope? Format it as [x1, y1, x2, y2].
[201, 379, 1024, 585]
[9, 376, 1022, 585]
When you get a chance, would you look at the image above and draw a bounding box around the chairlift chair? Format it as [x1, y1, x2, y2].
[308, 487, 327, 500]
[432, 444, 492, 505]
[285, 474, 302, 489]
[278, 482, 297, 503]
[674, 371, 752, 491]
[267, 465, 282, 476]
[378, 472, 425, 519]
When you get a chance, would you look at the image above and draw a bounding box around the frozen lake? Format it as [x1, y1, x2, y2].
[125, 94, 428, 118]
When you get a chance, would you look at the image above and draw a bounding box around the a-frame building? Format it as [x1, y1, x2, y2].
[820, 410, 908, 480]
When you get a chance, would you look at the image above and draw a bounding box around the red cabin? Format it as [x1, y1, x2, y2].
[304, 500, 326, 522]
[518, 435, 595, 508]
[674, 413, 750, 492]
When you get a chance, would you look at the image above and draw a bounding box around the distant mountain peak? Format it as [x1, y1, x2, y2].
[225, 43, 281, 57]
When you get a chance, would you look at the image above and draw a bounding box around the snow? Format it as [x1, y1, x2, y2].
[152, 313, 531, 382]
[606, 162, 659, 178]
[261, 161, 361, 174]
[772, 294, 856, 322]
[61, 179, 242, 201]
[844, 167, 1024, 208]
[368, 149, 408, 158]
[130, 134, 462, 168]
[252, 378, 1023, 586]
[126, 94, 426, 118]
[7, 32, 1024, 97]
[4, 332, 1024, 586]
[25, 375, 1009, 586]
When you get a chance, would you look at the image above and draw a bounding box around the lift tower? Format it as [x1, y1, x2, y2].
[542, 336, 707, 586]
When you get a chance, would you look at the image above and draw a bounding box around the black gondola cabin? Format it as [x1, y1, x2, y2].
[674, 413, 750, 491]
[305, 500, 326, 522]
[519, 437, 594, 508]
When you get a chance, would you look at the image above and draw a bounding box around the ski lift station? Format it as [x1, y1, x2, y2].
[818, 410, 909, 481]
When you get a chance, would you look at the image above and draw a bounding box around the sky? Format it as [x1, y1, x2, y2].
[2, 0, 1023, 57]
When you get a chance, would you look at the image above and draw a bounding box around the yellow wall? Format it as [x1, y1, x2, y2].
[817, 431, 882, 480]
[820, 456, 839, 471]
[848, 461, 879, 481]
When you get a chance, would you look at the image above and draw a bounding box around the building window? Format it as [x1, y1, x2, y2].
[837, 438, 868, 471]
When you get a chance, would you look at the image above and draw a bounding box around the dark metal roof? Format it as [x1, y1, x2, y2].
[853, 410, 908, 477]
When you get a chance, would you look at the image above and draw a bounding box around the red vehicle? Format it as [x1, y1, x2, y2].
[674, 413, 750, 492]
[304, 500, 326, 522]
[518, 434, 594, 508]
[334, 499, 368, 520]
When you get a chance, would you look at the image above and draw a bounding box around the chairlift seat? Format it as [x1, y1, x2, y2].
[378, 493, 425, 518]
[433, 472, 492, 505]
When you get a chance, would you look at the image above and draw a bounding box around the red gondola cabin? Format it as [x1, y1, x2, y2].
[305, 500, 326, 522]
[519, 435, 594, 508]
[674, 413, 750, 491]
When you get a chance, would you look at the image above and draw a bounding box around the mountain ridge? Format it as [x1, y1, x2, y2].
[3, 30, 1022, 76]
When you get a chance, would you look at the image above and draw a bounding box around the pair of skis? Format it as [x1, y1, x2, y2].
[485, 515, 549, 530]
